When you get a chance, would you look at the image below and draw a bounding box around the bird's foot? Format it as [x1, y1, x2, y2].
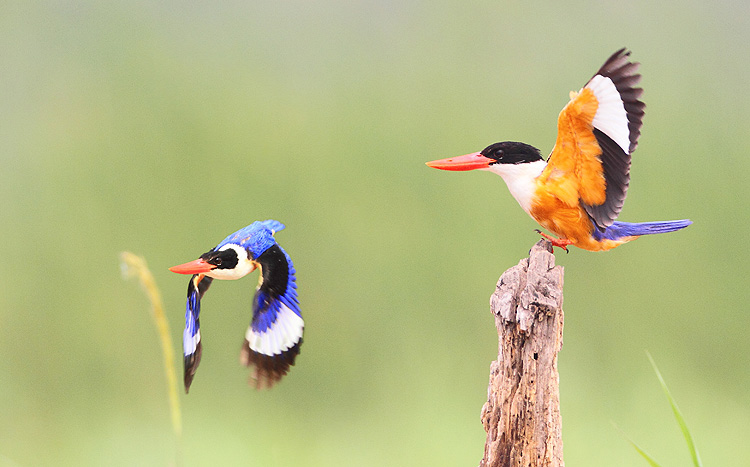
[534, 230, 574, 253]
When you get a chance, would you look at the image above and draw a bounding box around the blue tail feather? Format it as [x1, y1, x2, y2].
[593, 219, 692, 241]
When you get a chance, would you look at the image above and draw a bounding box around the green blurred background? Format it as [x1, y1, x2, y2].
[2, 1, 748, 465]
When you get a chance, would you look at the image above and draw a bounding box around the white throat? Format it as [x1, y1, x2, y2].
[205, 244, 257, 280]
[485, 160, 546, 213]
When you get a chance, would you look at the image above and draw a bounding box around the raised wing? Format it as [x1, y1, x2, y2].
[241, 243, 304, 389]
[183, 273, 213, 393]
[541, 48, 645, 230]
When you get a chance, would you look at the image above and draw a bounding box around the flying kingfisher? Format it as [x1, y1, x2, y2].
[169, 220, 303, 392]
[426, 49, 691, 251]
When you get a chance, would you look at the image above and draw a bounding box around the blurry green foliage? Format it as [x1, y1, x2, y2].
[1, 1, 749, 465]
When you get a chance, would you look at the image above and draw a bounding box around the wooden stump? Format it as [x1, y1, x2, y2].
[480, 239, 565, 467]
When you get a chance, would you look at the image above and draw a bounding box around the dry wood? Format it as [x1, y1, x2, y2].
[480, 239, 565, 467]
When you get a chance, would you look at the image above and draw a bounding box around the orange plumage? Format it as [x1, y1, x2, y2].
[532, 87, 616, 250]
[426, 49, 691, 252]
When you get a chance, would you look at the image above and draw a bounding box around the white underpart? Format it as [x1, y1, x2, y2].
[205, 243, 256, 280]
[486, 160, 547, 214]
[585, 75, 630, 153]
[245, 304, 304, 356]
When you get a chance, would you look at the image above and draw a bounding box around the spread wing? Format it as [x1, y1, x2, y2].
[183, 274, 213, 393]
[240, 243, 303, 389]
[541, 48, 645, 230]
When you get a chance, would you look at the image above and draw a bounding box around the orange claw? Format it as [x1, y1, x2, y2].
[535, 230, 574, 253]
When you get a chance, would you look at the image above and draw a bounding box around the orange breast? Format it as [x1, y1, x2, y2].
[530, 189, 591, 240]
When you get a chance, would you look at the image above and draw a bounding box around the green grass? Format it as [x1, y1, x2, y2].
[620, 352, 703, 467]
[1, 1, 748, 465]
[120, 252, 182, 440]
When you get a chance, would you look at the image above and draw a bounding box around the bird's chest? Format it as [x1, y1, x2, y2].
[529, 187, 592, 239]
[503, 176, 538, 214]
[492, 161, 547, 214]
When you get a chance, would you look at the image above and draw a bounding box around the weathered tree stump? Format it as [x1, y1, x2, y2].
[480, 239, 565, 467]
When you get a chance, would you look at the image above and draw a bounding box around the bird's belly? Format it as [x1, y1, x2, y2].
[529, 195, 626, 251]
[530, 194, 593, 242]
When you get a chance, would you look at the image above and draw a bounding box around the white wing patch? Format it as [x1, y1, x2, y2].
[245, 304, 304, 356]
[183, 329, 200, 355]
[586, 75, 630, 154]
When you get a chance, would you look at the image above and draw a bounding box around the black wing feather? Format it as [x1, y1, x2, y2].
[583, 48, 645, 230]
[240, 244, 303, 389]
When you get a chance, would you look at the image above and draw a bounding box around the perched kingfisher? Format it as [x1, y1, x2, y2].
[169, 220, 303, 392]
[426, 49, 691, 251]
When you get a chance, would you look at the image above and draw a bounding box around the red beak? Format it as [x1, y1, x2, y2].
[425, 152, 493, 171]
[169, 258, 215, 275]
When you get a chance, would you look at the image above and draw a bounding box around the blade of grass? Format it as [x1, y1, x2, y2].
[646, 351, 703, 467]
[120, 252, 182, 439]
[613, 422, 663, 467]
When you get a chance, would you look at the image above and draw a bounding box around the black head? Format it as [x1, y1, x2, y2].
[199, 246, 240, 270]
[480, 142, 544, 165]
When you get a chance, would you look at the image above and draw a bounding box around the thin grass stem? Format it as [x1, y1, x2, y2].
[120, 252, 182, 439]
[646, 351, 703, 467]
[613, 422, 663, 467]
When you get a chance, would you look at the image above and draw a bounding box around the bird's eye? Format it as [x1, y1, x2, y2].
[213, 258, 222, 266]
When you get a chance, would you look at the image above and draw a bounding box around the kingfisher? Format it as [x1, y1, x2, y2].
[169, 220, 303, 392]
[426, 49, 691, 252]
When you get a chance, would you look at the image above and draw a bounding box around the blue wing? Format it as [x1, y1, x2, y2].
[240, 243, 303, 389]
[183, 274, 213, 393]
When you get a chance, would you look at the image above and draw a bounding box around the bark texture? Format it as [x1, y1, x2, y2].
[480, 239, 565, 467]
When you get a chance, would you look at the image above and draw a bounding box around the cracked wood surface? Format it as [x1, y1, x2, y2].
[480, 239, 565, 467]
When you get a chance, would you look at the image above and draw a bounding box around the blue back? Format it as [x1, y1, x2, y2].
[216, 220, 286, 259]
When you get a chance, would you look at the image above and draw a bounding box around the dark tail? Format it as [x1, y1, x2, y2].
[596, 219, 692, 241]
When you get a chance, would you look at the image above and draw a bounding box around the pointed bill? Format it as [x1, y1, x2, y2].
[426, 152, 493, 171]
[169, 258, 215, 275]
